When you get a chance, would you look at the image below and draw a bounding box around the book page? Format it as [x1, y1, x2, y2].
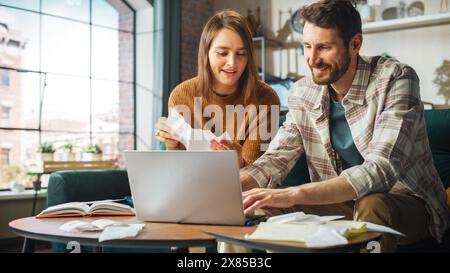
[37, 202, 90, 217]
[246, 222, 319, 242]
[88, 201, 135, 215]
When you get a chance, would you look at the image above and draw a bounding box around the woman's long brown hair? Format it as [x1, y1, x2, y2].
[197, 9, 259, 105]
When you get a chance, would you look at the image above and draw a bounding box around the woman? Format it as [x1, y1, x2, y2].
[155, 9, 279, 170]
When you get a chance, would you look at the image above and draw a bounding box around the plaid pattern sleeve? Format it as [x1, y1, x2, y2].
[240, 111, 305, 188]
[241, 55, 450, 241]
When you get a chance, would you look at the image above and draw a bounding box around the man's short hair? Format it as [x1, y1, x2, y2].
[300, 0, 362, 48]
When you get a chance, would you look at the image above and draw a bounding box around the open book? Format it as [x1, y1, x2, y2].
[36, 199, 135, 218]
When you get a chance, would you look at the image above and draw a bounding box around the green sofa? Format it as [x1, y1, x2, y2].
[46, 109, 450, 252]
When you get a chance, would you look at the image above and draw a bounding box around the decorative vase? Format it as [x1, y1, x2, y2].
[359, 4, 376, 23]
[61, 152, 75, 161]
[9, 180, 25, 192]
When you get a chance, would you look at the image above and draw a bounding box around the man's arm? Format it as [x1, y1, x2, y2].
[340, 67, 422, 198]
[242, 176, 356, 214]
[240, 111, 305, 189]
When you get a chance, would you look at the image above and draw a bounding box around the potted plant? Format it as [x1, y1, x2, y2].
[83, 144, 102, 161]
[37, 143, 55, 161]
[0, 165, 25, 192]
[60, 143, 75, 161]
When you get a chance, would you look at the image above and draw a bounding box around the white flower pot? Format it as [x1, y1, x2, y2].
[38, 153, 54, 161]
[83, 153, 102, 161]
[61, 152, 75, 161]
[10, 181, 25, 192]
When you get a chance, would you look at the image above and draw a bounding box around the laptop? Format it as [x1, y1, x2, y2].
[123, 150, 246, 226]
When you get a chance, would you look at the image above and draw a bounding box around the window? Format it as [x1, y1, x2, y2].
[1, 105, 11, 120]
[1, 148, 11, 165]
[0, 0, 151, 190]
[1, 69, 10, 86]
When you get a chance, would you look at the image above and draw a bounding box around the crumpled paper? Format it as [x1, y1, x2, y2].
[59, 219, 145, 242]
[166, 109, 232, 150]
[98, 224, 145, 242]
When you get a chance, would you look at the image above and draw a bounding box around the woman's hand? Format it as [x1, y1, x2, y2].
[155, 117, 180, 150]
[210, 139, 244, 168]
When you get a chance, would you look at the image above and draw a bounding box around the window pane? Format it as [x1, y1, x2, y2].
[41, 75, 90, 132]
[92, 27, 119, 80]
[92, 79, 119, 133]
[42, 0, 89, 22]
[92, 0, 134, 32]
[0, 70, 40, 128]
[0, 0, 39, 11]
[92, 28, 133, 82]
[0, 130, 38, 190]
[0, 6, 40, 71]
[42, 15, 90, 76]
[92, 0, 118, 29]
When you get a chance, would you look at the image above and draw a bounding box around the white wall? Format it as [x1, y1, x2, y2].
[213, 0, 450, 105]
[361, 0, 450, 105]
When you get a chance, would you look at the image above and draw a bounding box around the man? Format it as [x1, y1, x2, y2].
[239, 0, 450, 252]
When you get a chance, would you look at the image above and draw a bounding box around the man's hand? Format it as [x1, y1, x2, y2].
[242, 187, 301, 215]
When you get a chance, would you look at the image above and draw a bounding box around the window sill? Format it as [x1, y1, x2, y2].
[0, 189, 47, 201]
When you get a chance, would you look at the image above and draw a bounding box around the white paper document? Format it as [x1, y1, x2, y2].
[267, 212, 345, 224]
[59, 219, 128, 233]
[166, 109, 232, 150]
[246, 212, 405, 248]
[98, 224, 145, 242]
[304, 225, 349, 247]
[59, 219, 145, 242]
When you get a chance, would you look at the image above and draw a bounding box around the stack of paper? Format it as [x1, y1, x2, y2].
[267, 212, 345, 224]
[246, 212, 404, 248]
[166, 109, 232, 150]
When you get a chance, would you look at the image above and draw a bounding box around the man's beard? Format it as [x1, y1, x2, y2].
[309, 51, 351, 85]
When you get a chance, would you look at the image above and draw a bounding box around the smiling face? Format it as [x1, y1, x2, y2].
[208, 28, 248, 95]
[302, 22, 352, 85]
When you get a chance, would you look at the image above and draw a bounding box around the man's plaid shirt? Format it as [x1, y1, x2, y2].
[241, 55, 450, 241]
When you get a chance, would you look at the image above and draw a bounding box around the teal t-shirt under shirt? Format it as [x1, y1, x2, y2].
[329, 99, 364, 170]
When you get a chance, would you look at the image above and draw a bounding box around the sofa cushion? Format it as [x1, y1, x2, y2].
[47, 170, 131, 207]
[424, 109, 450, 189]
[279, 115, 311, 187]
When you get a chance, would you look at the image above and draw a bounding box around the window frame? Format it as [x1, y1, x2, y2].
[0, 0, 139, 191]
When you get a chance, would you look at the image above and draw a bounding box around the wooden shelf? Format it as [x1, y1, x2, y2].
[362, 12, 450, 34]
[25, 159, 118, 174]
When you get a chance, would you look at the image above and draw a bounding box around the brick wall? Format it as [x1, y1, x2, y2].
[180, 0, 214, 81]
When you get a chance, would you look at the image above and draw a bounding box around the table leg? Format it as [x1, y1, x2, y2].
[171, 246, 189, 253]
[22, 238, 35, 253]
[92, 246, 103, 253]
